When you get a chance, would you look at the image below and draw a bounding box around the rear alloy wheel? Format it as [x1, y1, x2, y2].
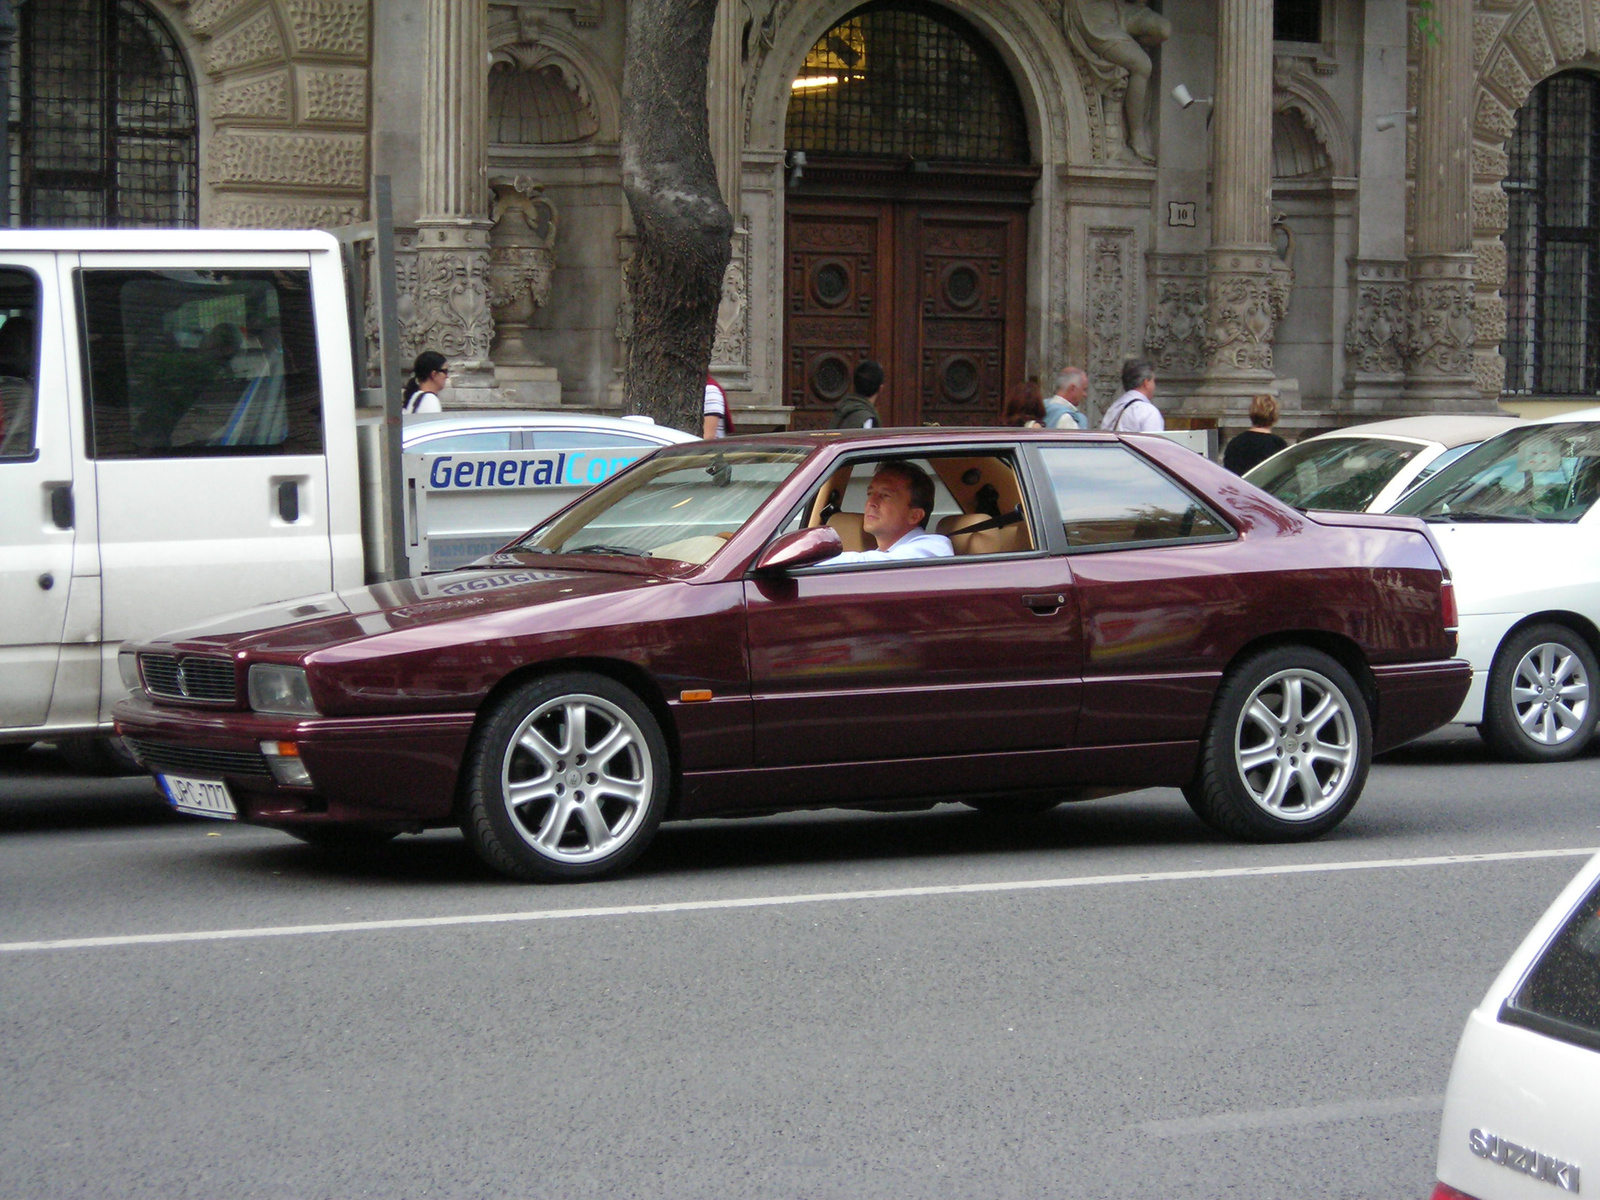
[462, 672, 670, 882]
[1184, 646, 1371, 842]
[1481, 624, 1598, 762]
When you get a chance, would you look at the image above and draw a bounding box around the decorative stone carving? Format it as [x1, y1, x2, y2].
[1085, 229, 1134, 402]
[1505, 8, 1557, 80]
[712, 225, 750, 372]
[180, 0, 259, 39]
[211, 72, 291, 122]
[283, 0, 369, 58]
[1204, 250, 1279, 372]
[510, 0, 603, 29]
[1406, 256, 1477, 382]
[1474, 91, 1516, 143]
[1541, 0, 1588, 62]
[208, 131, 366, 189]
[299, 67, 368, 125]
[411, 233, 497, 365]
[486, 179, 559, 367]
[1144, 255, 1209, 376]
[211, 198, 364, 229]
[203, 9, 287, 75]
[1063, 0, 1170, 162]
[1343, 259, 1408, 380]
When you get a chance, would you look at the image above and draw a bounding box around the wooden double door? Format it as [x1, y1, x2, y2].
[785, 199, 1027, 429]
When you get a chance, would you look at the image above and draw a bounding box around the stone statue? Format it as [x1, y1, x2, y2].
[486, 177, 558, 368]
[1064, 0, 1171, 163]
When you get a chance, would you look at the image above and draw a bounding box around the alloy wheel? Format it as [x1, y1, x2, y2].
[1233, 668, 1357, 822]
[1510, 641, 1591, 747]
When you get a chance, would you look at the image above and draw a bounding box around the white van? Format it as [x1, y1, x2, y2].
[0, 231, 363, 762]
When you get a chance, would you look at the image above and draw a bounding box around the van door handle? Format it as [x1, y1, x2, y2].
[277, 480, 300, 523]
[1023, 592, 1065, 614]
[48, 484, 73, 530]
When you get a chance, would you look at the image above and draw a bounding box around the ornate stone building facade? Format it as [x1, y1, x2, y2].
[20, 0, 1600, 429]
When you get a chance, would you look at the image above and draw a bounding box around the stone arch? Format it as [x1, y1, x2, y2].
[1271, 68, 1351, 179]
[1470, 0, 1599, 399]
[162, 0, 369, 229]
[744, 0, 1086, 166]
[487, 21, 620, 144]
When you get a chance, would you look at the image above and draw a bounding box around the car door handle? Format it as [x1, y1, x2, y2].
[277, 480, 300, 523]
[1023, 592, 1065, 614]
[48, 483, 73, 530]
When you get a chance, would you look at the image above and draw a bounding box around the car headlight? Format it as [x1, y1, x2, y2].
[117, 650, 141, 694]
[247, 664, 319, 715]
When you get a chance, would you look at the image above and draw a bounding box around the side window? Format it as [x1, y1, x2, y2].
[408, 430, 516, 453]
[78, 268, 323, 458]
[1501, 876, 1600, 1053]
[0, 269, 40, 460]
[532, 430, 659, 451]
[1039, 444, 1231, 548]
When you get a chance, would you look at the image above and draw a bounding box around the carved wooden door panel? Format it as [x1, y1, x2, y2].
[784, 202, 892, 431]
[784, 199, 1025, 428]
[900, 208, 1026, 429]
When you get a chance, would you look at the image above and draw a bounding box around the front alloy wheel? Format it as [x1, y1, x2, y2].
[1481, 624, 1599, 762]
[463, 672, 670, 881]
[1185, 646, 1372, 842]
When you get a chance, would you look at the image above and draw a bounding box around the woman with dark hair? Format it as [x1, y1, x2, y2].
[1222, 393, 1289, 474]
[403, 350, 448, 414]
[1000, 379, 1046, 428]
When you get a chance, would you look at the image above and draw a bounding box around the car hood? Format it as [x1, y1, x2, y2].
[141, 563, 677, 657]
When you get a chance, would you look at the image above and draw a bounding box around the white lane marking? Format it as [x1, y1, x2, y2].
[0, 845, 1593, 955]
[1135, 1094, 1444, 1137]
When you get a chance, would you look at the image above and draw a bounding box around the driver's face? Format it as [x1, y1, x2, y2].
[862, 472, 924, 543]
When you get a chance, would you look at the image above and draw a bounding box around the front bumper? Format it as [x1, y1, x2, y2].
[113, 693, 476, 830]
[1370, 658, 1473, 752]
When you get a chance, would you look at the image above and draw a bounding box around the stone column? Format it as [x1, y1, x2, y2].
[412, 0, 497, 404]
[1404, 0, 1478, 406]
[1198, 0, 1277, 415]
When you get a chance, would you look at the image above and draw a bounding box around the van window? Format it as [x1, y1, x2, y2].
[1501, 875, 1600, 1053]
[0, 269, 40, 460]
[78, 269, 324, 458]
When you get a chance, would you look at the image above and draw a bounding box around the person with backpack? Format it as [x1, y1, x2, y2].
[1044, 367, 1091, 429]
[1100, 358, 1163, 432]
[830, 360, 885, 429]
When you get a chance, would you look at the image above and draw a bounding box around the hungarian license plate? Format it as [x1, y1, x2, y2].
[159, 774, 237, 820]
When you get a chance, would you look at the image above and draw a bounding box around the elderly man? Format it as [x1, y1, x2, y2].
[828, 460, 953, 565]
[1045, 367, 1090, 429]
[1100, 358, 1164, 432]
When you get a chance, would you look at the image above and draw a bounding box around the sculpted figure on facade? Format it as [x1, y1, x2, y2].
[1064, 0, 1171, 162]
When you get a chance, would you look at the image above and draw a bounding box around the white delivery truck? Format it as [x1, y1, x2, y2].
[0, 227, 688, 767]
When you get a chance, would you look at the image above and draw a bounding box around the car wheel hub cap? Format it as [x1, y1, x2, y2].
[500, 694, 653, 864]
[1233, 668, 1357, 822]
[1510, 642, 1590, 746]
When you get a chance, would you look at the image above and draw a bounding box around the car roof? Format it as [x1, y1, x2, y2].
[1306, 414, 1522, 446]
[402, 411, 699, 444]
[1531, 406, 1600, 424]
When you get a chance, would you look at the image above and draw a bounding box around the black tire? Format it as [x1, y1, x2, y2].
[461, 672, 671, 882]
[59, 735, 144, 776]
[1183, 646, 1371, 842]
[286, 827, 401, 851]
[0, 741, 35, 768]
[1480, 622, 1600, 762]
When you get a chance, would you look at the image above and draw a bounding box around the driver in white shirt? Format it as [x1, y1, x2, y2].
[828, 460, 954, 564]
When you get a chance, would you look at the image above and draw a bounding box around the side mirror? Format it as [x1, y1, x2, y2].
[754, 525, 842, 572]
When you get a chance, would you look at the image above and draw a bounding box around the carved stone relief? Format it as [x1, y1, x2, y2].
[486, 179, 559, 366]
[1144, 255, 1209, 377]
[411, 236, 497, 364]
[1343, 259, 1408, 381]
[1204, 250, 1279, 373]
[1084, 229, 1134, 402]
[1406, 256, 1476, 381]
[1063, 0, 1170, 163]
[208, 131, 366, 189]
[712, 224, 750, 374]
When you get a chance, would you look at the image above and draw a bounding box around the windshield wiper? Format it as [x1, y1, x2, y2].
[564, 543, 649, 557]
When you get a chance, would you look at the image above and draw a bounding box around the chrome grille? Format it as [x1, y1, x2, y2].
[138, 653, 236, 703]
[127, 738, 270, 778]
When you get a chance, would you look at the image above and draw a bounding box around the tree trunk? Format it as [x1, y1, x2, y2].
[620, 0, 734, 433]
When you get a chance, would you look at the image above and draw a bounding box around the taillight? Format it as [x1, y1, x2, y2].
[1430, 1183, 1481, 1200]
[1441, 579, 1458, 631]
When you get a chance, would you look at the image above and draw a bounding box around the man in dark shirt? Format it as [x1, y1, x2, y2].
[831, 360, 885, 429]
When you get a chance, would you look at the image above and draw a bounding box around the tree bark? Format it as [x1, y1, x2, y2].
[620, 0, 734, 432]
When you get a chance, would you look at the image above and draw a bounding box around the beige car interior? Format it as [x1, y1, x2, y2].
[803, 455, 1035, 556]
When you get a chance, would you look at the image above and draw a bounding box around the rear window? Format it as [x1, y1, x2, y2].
[1245, 437, 1422, 511]
[1501, 875, 1600, 1053]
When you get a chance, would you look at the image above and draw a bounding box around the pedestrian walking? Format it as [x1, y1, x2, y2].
[1000, 379, 1047, 427]
[830, 360, 884, 428]
[403, 350, 447, 414]
[702, 373, 733, 438]
[1044, 367, 1091, 429]
[1100, 358, 1163, 432]
[1222, 394, 1288, 474]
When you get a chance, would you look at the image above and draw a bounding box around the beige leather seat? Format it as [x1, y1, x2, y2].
[936, 512, 1031, 556]
[826, 512, 876, 553]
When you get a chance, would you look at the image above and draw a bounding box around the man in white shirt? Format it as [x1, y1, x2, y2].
[1100, 358, 1164, 432]
[702, 374, 729, 439]
[827, 460, 954, 565]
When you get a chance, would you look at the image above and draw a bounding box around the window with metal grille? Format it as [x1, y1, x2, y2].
[1273, 0, 1322, 43]
[1504, 71, 1600, 397]
[12, 0, 197, 228]
[785, 0, 1028, 165]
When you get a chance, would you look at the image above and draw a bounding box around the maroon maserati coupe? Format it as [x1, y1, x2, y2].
[114, 429, 1469, 882]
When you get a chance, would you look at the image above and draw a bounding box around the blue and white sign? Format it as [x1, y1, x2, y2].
[424, 450, 649, 491]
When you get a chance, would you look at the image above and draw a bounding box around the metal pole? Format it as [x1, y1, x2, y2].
[371, 175, 409, 579]
[0, 0, 18, 228]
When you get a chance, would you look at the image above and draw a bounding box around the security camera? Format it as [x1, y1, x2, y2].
[1172, 84, 1195, 109]
[1374, 109, 1415, 132]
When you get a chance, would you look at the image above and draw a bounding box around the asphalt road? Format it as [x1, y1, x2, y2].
[2, 728, 1597, 1200]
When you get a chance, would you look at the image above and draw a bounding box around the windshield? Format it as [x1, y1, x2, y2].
[1391, 424, 1600, 524]
[1244, 437, 1422, 511]
[513, 446, 810, 564]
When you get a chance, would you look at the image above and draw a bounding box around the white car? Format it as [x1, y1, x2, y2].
[402, 410, 698, 455]
[1389, 415, 1600, 761]
[1244, 415, 1521, 513]
[1431, 851, 1599, 1200]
